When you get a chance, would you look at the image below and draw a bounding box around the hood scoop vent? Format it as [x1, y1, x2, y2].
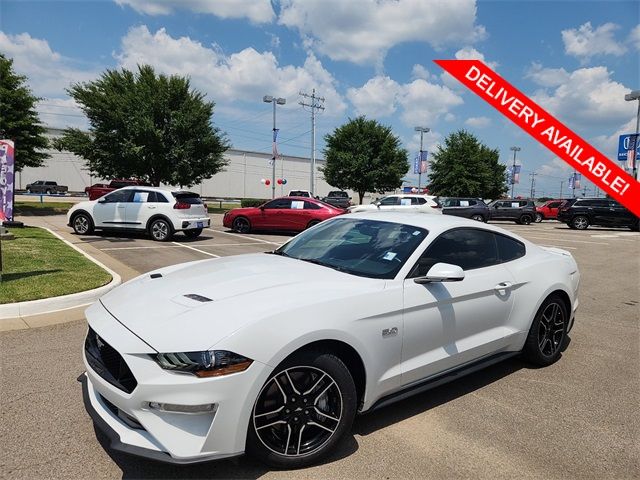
[183, 294, 213, 303]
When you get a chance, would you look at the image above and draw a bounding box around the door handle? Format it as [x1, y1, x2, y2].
[148, 206, 156, 209]
[494, 282, 513, 291]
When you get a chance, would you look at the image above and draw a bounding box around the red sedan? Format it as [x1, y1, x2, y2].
[223, 197, 346, 233]
[535, 199, 564, 222]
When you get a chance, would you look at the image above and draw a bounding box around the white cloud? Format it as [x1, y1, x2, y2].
[115, 0, 275, 23]
[561, 22, 627, 61]
[538, 157, 572, 177]
[628, 24, 640, 51]
[37, 98, 88, 130]
[411, 64, 433, 81]
[278, 0, 486, 66]
[441, 46, 497, 91]
[0, 31, 98, 97]
[347, 75, 464, 126]
[526, 62, 570, 88]
[531, 66, 635, 128]
[464, 116, 491, 128]
[115, 26, 346, 115]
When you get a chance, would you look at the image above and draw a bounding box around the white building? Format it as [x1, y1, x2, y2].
[17, 128, 351, 200]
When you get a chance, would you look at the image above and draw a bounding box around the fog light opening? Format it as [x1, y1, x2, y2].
[144, 402, 218, 415]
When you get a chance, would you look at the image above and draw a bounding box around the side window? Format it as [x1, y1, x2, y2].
[409, 228, 499, 277]
[442, 198, 458, 207]
[459, 199, 472, 207]
[495, 233, 526, 262]
[412, 197, 427, 205]
[548, 202, 562, 208]
[264, 199, 291, 209]
[131, 191, 150, 203]
[304, 201, 321, 210]
[379, 196, 399, 206]
[103, 190, 132, 203]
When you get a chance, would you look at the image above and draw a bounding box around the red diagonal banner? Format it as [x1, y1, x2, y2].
[435, 60, 640, 218]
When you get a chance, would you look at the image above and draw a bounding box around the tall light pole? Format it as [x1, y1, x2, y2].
[624, 90, 640, 181]
[414, 126, 430, 190]
[263, 95, 286, 199]
[510, 146, 521, 198]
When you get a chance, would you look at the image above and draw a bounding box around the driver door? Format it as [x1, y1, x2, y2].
[401, 228, 515, 386]
[93, 189, 132, 228]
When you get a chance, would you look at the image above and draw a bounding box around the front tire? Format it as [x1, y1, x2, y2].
[232, 217, 251, 233]
[183, 228, 203, 239]
[470, 214, 485, 222]
[72, 213, 94, 235]
[518, 214, 532, 225]
[571, 215, 589, 230]
[149, 218, 173, 242]
[246, 350, 357, 469]
[522, 294, 569, 366]
[534, 213, 543, 223]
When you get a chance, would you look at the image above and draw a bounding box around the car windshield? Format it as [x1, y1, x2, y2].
[274, 218, 428, 279]
[329, 191, 348, 198]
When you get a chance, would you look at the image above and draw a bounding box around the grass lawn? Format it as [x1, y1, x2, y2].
[14, 201, 74, 216]
[207, 202, 239, 214]
[0, 227, 112, 304]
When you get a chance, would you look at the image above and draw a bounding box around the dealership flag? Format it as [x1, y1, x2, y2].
[0, 140, 15, 222]
[512, 165, 521, 184]
[627, 134, 638, 170]
[272, 128, 280, 158]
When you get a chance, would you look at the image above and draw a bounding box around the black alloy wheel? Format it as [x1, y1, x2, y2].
[519, 214, 532, 225]
[571, 215, 589, 230]
[149, 218, 173, 242]
[232, 217, 251, 233]
[523, 294, 568, 366]
[183, 228, 203, 239]
[247, 351, 357, 468]
[72, 213, 94, 235]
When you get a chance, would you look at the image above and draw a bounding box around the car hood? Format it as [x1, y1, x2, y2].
[99, 253, 380, 352]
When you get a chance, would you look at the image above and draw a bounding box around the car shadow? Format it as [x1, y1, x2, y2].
[96, 426, 358, 479]
[1, 269, 62, 281]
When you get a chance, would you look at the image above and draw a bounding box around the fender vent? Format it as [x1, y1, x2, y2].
[183, 294, 212, 302]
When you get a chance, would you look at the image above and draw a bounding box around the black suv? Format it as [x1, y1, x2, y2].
[321, 190, 351, 209]
[487, 199, 537, 225]
[557, 198, 639, 230]
[441, 197, 489, 222]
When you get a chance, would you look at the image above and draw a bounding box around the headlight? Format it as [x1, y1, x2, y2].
[154, 350, 253, 377]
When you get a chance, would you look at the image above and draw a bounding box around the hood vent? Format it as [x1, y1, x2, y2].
[183, 294, 213, 303]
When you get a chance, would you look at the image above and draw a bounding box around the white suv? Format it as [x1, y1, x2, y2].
[349, 194, 441, 213]
[67, 186, 211, 241]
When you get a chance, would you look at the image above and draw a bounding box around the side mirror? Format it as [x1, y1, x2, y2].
[414, 263, 465, 284]
[98, 198, 107, 204]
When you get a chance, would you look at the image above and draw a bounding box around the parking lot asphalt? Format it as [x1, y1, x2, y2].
[1, 215, 639, 479]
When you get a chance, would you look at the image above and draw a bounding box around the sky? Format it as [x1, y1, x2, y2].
[1, 0, 639, 198]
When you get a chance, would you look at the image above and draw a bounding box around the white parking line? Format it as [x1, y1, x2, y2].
[171, 241, 220, 258]
[101, 245, 184, 251]
[210, 229, 285, 246]
[522, 235, 609, 245]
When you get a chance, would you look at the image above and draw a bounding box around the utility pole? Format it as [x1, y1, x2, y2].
[510, 146, 521, 199]
[414, 127, 430, 191]
[559, 181, 564, 199]
[529, 172, 537, 199]
[263, 95, 286, 199]
[582, 184, 588, 197]
[300, 89, 325, 196]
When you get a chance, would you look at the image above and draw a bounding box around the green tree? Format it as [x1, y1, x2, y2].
[55, 65, 229, 186]
[427, 130, 507, 198]
[322, 116, 408, 204]
[0, 55, 49, 171]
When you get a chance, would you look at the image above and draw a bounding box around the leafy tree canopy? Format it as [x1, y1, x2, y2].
[0, 54, 49, 171]
[322, 116, 408, 203]
[427, 130, 507, 199]
[55, 65, 229, 186]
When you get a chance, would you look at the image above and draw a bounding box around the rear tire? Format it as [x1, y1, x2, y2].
[571, 215, 589, 230]
[183, 228, 203, 239]
[470, 214, 485, 222]
[71, 213, 94, 235]
[246, 350, 357, 469]
[149, 218, 173, 242]
[306, 219, 321, 229]
[522, 294, 569, 366]
[46, 189, 52, 195]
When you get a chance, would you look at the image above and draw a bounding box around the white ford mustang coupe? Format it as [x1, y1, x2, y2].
[80, 212, 580, 468]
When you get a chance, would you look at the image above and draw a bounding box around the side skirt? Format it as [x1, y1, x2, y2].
[366, 351, 519, 413]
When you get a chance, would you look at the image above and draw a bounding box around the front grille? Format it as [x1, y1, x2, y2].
[85, 327, 138, 393]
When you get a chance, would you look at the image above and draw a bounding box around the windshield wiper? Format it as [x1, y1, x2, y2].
[297, 257, 349, 273]
[268, 250, 290, 257]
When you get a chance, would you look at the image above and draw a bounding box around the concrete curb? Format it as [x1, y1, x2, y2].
[0, 226, 121, 320]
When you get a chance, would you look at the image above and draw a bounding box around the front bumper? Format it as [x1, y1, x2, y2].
[81, 302, 270, 464]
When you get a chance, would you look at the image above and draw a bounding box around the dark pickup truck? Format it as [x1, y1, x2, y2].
[85, 179, 149, 200]
[26, 181, 68, 194]
[321, 191, 351, 209]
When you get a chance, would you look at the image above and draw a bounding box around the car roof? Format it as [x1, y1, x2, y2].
[118, 185, 187, 194]
[343, 210, 530, 241]
[387, 194, 436, 198]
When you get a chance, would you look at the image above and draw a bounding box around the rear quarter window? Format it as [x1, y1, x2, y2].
[495, 233, 526, 262]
